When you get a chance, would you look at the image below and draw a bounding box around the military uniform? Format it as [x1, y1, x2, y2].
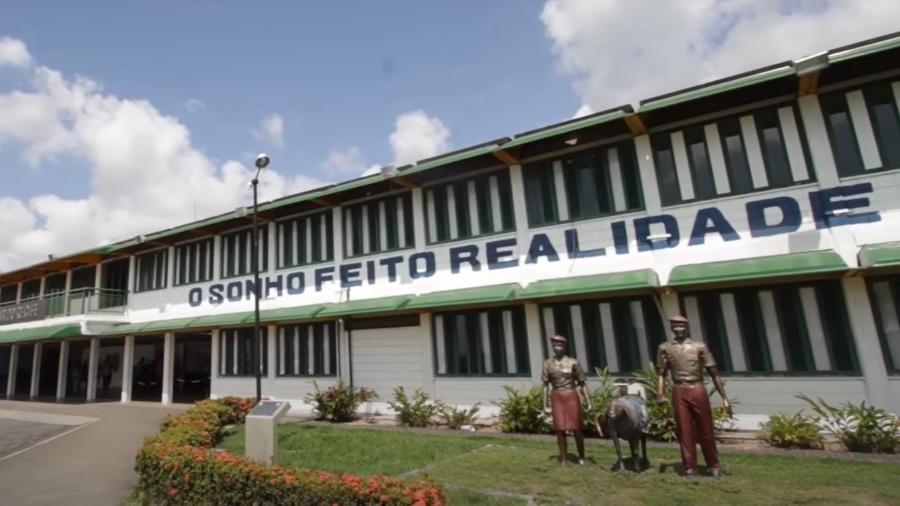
[656, 338, 720, 475]
[542, 356, 586, 431]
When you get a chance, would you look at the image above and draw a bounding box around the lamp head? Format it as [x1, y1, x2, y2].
[255, 153, 270, 170]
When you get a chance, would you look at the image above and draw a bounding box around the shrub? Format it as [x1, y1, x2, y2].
[305, 379, 376, 423]
[799, 395, 899, 453]
[581, 367, 618, 437]
[389, 387, 441, 428]
[438, 403, 481, 430]
[495, 386, 549, 434]
[135, 398, 445, 505]
[760, 412, 824, 449]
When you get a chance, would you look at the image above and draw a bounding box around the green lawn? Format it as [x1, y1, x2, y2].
[218, 424, 900, 506]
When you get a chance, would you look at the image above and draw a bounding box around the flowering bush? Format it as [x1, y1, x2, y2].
[305, 380, 377, 422]
[135, 397, 444, 505]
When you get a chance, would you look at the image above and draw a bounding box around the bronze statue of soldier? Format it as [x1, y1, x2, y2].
[542, 335, 592, 465]
[656, 315, 732, 479]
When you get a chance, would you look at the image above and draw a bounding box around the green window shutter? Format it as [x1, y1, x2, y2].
[384, 197, 398, 250]
[617, 141, 644, 210]
[864, 82, 900, 169]
[476, 174, 494, 232]
[651, 134, 682, 206]
[453, 181, 471, 239]
[685, 125, 717, 200]
[497, 171, 515, 231]
[734, 288, 772, 372]
[820, 92, 865, 177]
[755, 107, 793, 188]
[719, 116, 754, 194]
[815, 281, 858, 372]
[402, 194, 415, 248]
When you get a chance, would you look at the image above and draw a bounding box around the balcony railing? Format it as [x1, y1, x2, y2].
[0, 288, 128, 325]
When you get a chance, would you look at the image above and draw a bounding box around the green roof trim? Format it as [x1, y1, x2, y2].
[259, 304, 325, 323]
[829, 33, 900, 63]
[668, 251, 848, 287]
[500, 109, 629, 150]
[316, 295, 413, 317]
[859, 242, 900, 269]
[140, 317, 201, 333]
[101, 322, 146, 336]
[404, 283, 520, 310]
[0, 323, 82, 344]
[402, 143, 503, 177]
[639, 65, 795, 113]
[519, 269, 658, 299]
[190, 312, 254, 327]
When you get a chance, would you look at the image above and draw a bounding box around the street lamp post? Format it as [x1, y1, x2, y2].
[252, 153, 270, 403]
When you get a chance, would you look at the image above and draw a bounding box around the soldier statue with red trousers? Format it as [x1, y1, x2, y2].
[656, 315, 732, 479]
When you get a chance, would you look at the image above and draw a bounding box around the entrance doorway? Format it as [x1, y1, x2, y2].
[38, 342, 61, 398]
[174, 333, 211, 404]
[97, 338, 124, 401]
[132, 335, 164, 402]
[14, 344, 34, 397]
[65, 340, 90, 399]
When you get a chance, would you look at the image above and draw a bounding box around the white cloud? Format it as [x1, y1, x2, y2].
[184, 98, 206, 114]
[0, 36, 32, 68]
[389, 110, 451, 166]
[252, 113, 284, 147]
[0, 37, 327, 272]
[572, 103, 593, 118]
[322, 146, 365, 174]
[541, 0, 900, 111]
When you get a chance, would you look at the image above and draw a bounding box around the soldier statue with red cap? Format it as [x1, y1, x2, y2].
[656, 315, 732, 478]
[542, 334, 592, 465]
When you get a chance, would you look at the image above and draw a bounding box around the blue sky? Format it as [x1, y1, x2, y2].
[0, 1, 573, 200]
[1, 0, 898, 272]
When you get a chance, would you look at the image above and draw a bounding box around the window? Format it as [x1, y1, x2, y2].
[174, 238, 214, 286]
[135, 249, 168, 292]
[864, 82, 900, 170]
[20, 279, 40, 300]
[681, 281, 857, 374]
[434, 307, 530, 376]
[426, 169, 515, 243]
[868, 275, 900, 374]
[277, 211, 333, 268]
[541, 296, 664, 374]
[344, 193, 414, 257]
[100, 259, 129, 309]
[0, 285, 16, 304]
[652, 103, 812, 205]
[221, 227, 268, 279]
[277, 322, 336, 376]
[820, 80, 900, 177]
[219, 327, 268, 376]
[525, 141, 643, 226]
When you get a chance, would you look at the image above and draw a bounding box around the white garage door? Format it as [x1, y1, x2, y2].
[350, 326, 424, 400]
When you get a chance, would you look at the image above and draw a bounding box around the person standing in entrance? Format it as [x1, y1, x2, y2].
[542, 335, 592, 465]
[656, 315, 732, 478]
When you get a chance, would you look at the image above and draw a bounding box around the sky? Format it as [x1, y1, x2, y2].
[1, 0, 899, 272]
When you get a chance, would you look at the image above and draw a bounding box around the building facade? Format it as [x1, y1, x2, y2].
[2, 34, 900, 427]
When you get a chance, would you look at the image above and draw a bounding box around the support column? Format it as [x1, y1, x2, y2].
[508, 164, 531, 248]
[266, 324, 277, 385]
[411, 188, 427, 251]
[121, 335, 134, 402]
[56, 341, 69, 399]
[166, 247, 176, 290]
[798, 95, 840, 187]
[267, 223, 277, 276]
[338, 319, 351, 386]
[87, 338, 99, 401]
[332, 207, 344, 263]
[524, 303, 544, 383]
[419, 313, 435, 396]
[210, 329, 220, 395]
[211, 236, 221, 282]
[6, 344, 18, 397]
[841, 277, 895, 411]
[30, 342, 42, 397]
[162, 332, 174, 405]
[127, 256, 136, 294]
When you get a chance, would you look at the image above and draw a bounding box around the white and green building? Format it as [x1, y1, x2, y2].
[2, 33, 900, 427]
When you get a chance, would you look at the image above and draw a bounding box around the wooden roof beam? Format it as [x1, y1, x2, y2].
[390, 176, 419, 190]
[624, 114, 647, 136]
[492, 149, 520, 167]
[798, 71, 821, 96]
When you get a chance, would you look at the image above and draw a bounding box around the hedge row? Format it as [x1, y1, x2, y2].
[135, 397, 444, 505]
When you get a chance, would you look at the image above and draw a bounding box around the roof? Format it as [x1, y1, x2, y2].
[667, 251, 848, 287]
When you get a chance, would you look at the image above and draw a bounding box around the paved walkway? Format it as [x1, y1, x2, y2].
[0, 400, 186, 506]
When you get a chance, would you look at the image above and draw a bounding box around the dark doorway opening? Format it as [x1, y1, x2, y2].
[97, 338, 124, 401]
[174, 333, 211, 404]
[0, 346, 9, 398]
[14, 344, 34, 397]
[132, 335, 164, 402]
[66, 340, 91, 399]
[38, 342, 61, 398]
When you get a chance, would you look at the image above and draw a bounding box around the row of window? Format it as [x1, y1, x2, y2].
[215, 276, 894, 379]
[6, 79, 900, 296]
